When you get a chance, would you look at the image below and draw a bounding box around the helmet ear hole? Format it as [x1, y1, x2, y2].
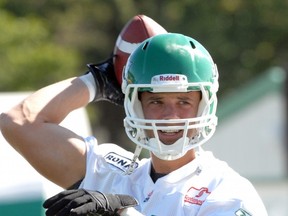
[189, 41, 196, 49]
[142, 41, 149, 50]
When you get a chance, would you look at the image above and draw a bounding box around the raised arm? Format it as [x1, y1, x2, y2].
[0, 57, 123, 189]
[0, 77, 89, 188]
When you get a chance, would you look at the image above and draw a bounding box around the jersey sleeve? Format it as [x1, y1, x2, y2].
[78, 136, 141, 191]
[83, 136, 138, 171]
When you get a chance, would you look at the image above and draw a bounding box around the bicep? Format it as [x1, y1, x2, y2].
[11, 120, 87, 189]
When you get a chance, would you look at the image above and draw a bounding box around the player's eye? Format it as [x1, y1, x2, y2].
[150, 100, 162, 105]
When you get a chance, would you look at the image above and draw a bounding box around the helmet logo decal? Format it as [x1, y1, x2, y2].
[151, 74, 188, 85]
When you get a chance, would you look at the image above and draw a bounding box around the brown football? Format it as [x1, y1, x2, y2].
[113, 15, 167, 84]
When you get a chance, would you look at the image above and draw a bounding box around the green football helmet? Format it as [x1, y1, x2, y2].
[122, 33, 219, 163]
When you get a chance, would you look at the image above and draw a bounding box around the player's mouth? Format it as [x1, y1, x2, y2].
[160, 129, 181, 134]
[158, 129, 183, 144]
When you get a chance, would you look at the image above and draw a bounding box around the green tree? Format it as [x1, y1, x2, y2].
[0, 9, 80, 91]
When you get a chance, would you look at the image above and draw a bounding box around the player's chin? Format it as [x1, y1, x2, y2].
[158, 130, 183, 145]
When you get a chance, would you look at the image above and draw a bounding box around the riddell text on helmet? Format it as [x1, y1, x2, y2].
[152, 74, 188, 84]
[160, 75, 180, 81]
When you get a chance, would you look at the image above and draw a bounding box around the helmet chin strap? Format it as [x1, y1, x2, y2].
[126, 145, 143, 175]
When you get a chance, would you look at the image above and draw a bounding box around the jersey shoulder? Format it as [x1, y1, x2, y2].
[84, 136, 147, 173]
[198, 151, 268, 215]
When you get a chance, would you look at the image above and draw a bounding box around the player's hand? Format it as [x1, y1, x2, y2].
[87, 57, 124, 106]
[43, 189, 138, 216]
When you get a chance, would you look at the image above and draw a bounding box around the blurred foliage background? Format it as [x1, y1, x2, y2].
[0, 0, 287, 151]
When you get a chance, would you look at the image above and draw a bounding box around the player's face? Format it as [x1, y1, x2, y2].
[140, 91, 201, 145]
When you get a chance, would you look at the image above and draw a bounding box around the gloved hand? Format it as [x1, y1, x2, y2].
[86, 57, 124, 106]
[43, 189, 138, 216]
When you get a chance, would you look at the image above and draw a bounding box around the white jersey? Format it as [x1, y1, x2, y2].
[79, 136, 268, 216]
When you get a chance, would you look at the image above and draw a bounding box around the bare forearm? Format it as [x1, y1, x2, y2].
[0, 76, 89, 151]
[21, 77, 90, 124]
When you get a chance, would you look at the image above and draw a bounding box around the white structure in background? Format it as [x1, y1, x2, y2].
[0, 92, 92, 216]
[205, 67, 288, 216]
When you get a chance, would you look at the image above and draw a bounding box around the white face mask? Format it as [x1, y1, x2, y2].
[123, 82, 218, 163]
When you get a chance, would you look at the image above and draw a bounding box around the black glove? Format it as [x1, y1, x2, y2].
[87, 57, 124, 106]
[43, 189, 138, 216]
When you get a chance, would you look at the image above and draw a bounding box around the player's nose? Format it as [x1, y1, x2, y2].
[161, 104, 180, 120]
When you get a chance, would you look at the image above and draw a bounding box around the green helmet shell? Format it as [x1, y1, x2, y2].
[123, 33, 217, 92]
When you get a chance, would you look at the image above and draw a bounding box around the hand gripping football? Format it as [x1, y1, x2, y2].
[113, 15, 167, 85]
